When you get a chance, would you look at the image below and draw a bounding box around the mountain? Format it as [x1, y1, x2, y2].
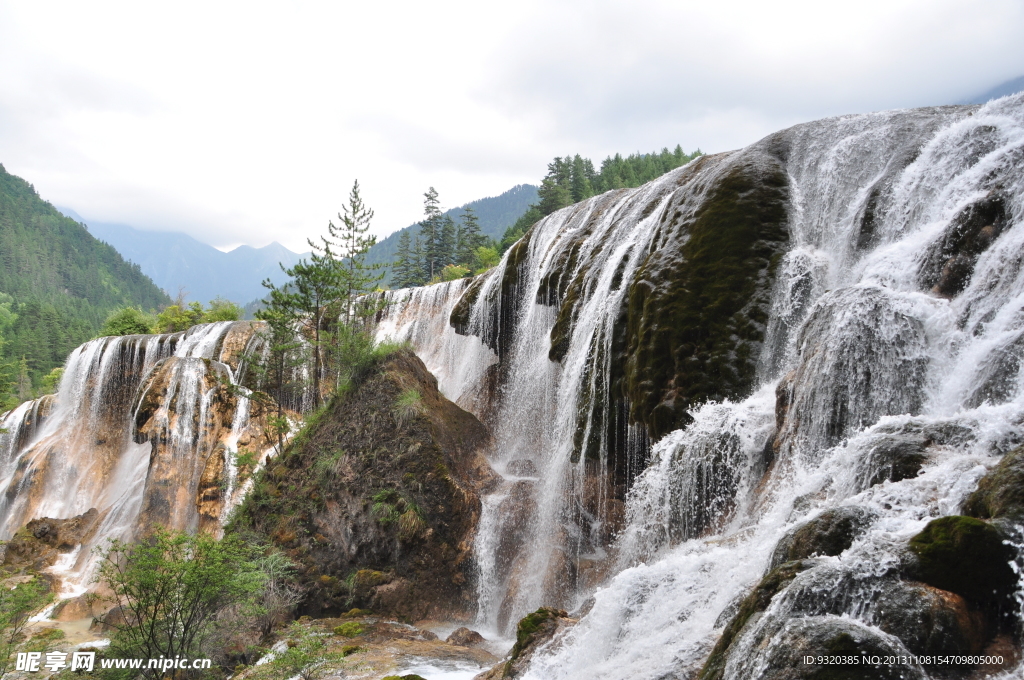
[962, 74, 1024, 104]
[365, 183, 538, 283]
[0, 164, 169, 393]
[55, 211, 309, 306]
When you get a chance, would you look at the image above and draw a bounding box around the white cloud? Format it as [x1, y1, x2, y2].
[0, 0, 1020, 252]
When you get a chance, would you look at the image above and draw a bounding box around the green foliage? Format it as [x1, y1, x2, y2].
[97, 528, 264, 679]
[499, 146, 703, 253]
[0, 164, 169, 390]
[441, 264, 471, 281]
[204, 297, 244, 322]
[332, 622, 363, 638]
[101, 306, 155, 336]
[0, 577, 51, 678]
[273, 622, 327, 680]
[39, 367, 63, 394]
[473, 246, 500, 273]
[152, 301, 205, 333]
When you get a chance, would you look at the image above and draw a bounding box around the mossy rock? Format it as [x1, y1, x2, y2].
[502, 607, 570, 677]
[871, 580, 986, 656]
[698, 560, 813, 680]
[769, 507, 877, 570]
[381, 675, 427, 680]
[906, 516, 1016, 618]
[747, 616, 926, 680]
[622, 152, 790, 439]
[963, 444, 1024, 521]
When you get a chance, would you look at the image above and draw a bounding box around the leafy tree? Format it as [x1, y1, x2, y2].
[441, 264, 471, 281]
[40, 367, 63, 394]
[0, 577, 50, 679]
[203, 297, 244, 322]
[474, 246, 500, 273]
[152, 302, 205, 333]
[96, 528, 263, 680]
[252, 287, 307, 452]
[101, 307, 154, 336]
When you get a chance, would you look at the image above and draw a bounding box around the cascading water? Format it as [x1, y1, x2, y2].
[377, 94, 1024, 677]
[0, 320, 274, 590]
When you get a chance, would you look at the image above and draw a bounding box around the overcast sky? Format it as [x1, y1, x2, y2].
[1, 0, 1021, 252]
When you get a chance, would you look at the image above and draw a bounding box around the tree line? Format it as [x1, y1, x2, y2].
[389, 145, 702, 289]
[389, 188, 500, 289]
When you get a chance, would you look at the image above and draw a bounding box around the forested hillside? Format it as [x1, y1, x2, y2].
[365, 183, 538, 284]
[0, 164, 169, 406]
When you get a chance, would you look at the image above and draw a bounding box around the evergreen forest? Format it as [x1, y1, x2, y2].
[0, 164, 170, 409]
[390, 145, 702, 288]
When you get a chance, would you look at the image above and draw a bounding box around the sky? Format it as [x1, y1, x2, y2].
[1, 0, 1022, 253]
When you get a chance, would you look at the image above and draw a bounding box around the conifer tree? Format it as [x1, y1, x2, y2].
[392, 230, 416, 289]
[328, 180, 384, 322]
[419, 187, 443, 281]
[455, 207, 485, 267]
[437, 215, 457, 271]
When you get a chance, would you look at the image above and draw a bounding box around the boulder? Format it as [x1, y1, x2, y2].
[904, 516, 1017, 621]
[963, 444, 1024, 521]
[447, 626, 485, 647]
[769, 507, 877, 569]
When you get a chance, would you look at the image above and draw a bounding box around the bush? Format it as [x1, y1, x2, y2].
[101, 306, 154, 336]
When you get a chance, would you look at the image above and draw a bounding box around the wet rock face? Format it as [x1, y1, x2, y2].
[234, 350, 496, 621]
[769, 507, 877, 570]
[622, 151, 790, 440]
[963, 444, 1024, 520]
[132, 356, 245, 534]
[777, 286, 930, 452]
[447, 626, 485, 647]
[481, 607, 573, 679]
[904, 515, 1017, 622]
[745, 616, 927, 680]
[919, 191, 1007, 298]
[871, 581, 986, 657]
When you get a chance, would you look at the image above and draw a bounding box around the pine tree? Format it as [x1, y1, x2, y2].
[419, 187, 443, 281]
[412, 235, 428, 285]
[327, 180, 384, 323]
[455, 207, 485, 266]
[437, 215, 457, 271]
[392, 230, 416, 289]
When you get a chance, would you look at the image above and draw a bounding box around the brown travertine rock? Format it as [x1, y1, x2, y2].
[447, 626, 486, 647]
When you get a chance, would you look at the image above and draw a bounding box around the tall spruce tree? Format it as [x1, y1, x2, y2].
[391, 230, 417, 289]
[419, 187, 443, 281]
[437, 215, 457, 270]
[455, 207, 485, 266]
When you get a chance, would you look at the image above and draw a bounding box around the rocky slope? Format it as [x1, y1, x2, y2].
[232, 349, 496, 621]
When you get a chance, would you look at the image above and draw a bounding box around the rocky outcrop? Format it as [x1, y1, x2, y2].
[964, 444, 1024, 521]
[132, 354, 271, 535]
[475, 607, 574, 679]
[233, 349, 495, 621]
[1, 509, 99, 573]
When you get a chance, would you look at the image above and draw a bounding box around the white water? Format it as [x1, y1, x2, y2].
[377, 95, 1024, 678]
[0, 321, 270, 589]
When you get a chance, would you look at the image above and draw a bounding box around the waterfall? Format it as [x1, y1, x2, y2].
[0, 320, 273, 588]
[377, 94, 1024, 676]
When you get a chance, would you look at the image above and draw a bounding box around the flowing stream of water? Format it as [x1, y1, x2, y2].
[376, 95, 1024, 678]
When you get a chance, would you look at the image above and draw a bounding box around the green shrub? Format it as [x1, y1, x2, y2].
[332, 622, 363, 638]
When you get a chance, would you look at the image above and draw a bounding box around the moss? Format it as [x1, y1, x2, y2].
[963, 444, 1024, 520]
[698, 560, 812, 680]
[381, 676, 427, 680]
[333, 621, 364, 637]
[622, 154, 790, 440]
[508, 607, 567, 666]
[907, 515, 1016, 618]
[339, 644, 361, 656]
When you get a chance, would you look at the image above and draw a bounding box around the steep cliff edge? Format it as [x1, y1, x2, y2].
[232, 349, 495, 621]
